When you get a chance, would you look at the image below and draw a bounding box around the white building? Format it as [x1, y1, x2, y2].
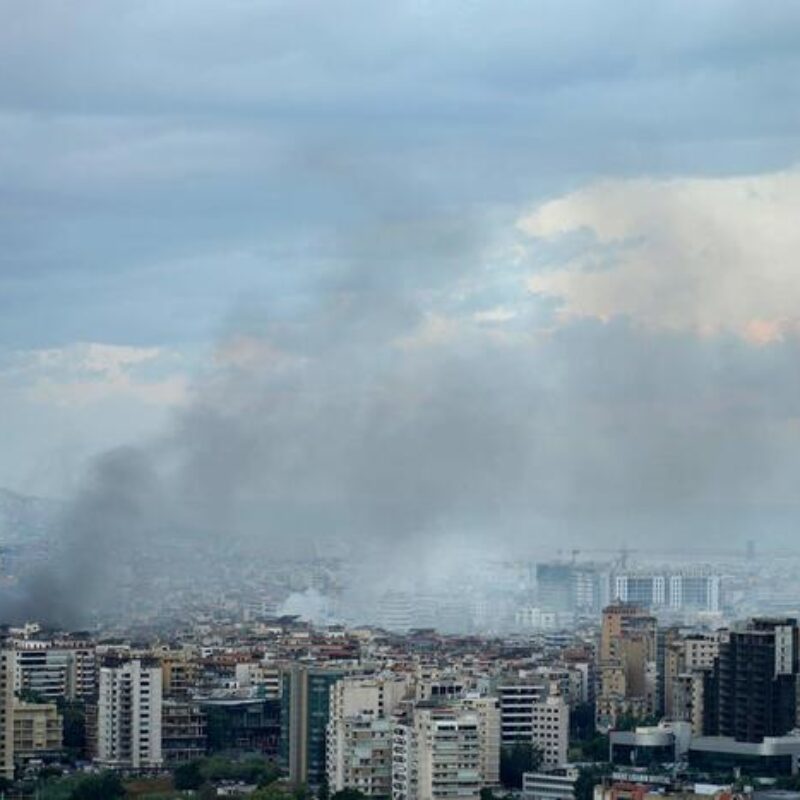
[97, 659, 162, 769]
[392, 701, 499, 800]
[522, 767, 579, 800]
[497, 682, 546, 744]
[531, 694, 569, 769]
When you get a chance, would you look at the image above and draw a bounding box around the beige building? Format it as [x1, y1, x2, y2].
[327, 675, 410, 795]
[531, 693, 569, 769]
[462, 695, 501, 787]
[597, 604, 657, 731]
[663, 631, 720, 733]
[234, 662, 281, 698]
[13, 701, 63, 762]
[161, 652, 200, 698]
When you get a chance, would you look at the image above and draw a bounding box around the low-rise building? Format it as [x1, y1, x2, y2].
[13, 701, 63, 764]
[522, 767, 579, 800]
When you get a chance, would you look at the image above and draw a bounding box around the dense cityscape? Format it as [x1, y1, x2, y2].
[3, 520, 800, 799]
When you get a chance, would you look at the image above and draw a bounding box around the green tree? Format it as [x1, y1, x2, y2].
[70, 771, 125, 800]
[174, 760, 204, 790]
[500, 741, 542, 789]
[574, 765, 612, 800]
[331, 790, 368, 800]
[253, 784, 294, 800]
[198, 784, 218, 800]
[57, 700, 87, 757]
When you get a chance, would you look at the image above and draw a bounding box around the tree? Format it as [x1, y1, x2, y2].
[174, 760, 204, 790]
[331, 790, 368, 800]
[57, 700, 87, 757]
[574, 765, 611, 800]
[70, 771, 125, 800]
[253, 784, 295, 800]
[500, 741, 542, 789]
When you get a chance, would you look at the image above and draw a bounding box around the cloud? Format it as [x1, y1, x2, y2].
[521, 167, 800, 343]
[2, 0, 800, 353]
[6, 343, 189, 407]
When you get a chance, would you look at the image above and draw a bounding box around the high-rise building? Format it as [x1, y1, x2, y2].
[536, 563, 608, 614]
[704, 618, 799, 742]
[328, 715, 394, 797]
[96, 658, 163, 769]
[612, 569, 721, 612]
[663, 631, 719, 732]
[530, 693, 569, 768]
[462, 695, 501, 787]
[280, 664, 347, 786]
[392, 701, 499, 800]
[327, 675, 410, 796]
[596, 604, 657, 731]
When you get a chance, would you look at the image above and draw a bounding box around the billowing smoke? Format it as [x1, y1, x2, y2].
[4, 193, 800, 627]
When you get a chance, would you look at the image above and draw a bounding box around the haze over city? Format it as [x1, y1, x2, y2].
[2, 3, 800, 623]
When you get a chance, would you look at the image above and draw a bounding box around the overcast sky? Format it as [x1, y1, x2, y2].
[2, 1, 800, 550]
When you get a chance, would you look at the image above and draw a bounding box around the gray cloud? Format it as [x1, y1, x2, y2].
[2, 1, 800, 348]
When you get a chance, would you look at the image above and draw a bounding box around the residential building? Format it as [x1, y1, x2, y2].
[326, 675, 410, 796]
[612, 569, 721, 612]
[13, 700, 63, 764]
[12, 641, 96, 702]
[392, 701, 498, 800]
[161, 699, 207, 763]
[462, 695, 501, 787]
[522, 767, 579, 800]
[597, 604, 657, 731]
[531, 693, 569, 769]
[497, 681, 545, 744]
[96, 658, 163, 769]
[234, 662, 281, 698]
[704, 618, 800, 742]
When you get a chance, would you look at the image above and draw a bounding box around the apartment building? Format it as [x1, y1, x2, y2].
[96, 659, 163, 769]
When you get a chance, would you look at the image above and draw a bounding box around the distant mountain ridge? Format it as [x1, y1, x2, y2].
[0, 487, 60, 545]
